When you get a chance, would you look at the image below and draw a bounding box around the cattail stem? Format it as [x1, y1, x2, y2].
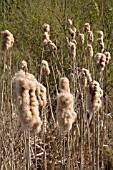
[46, 76, 55, 122]
[9, 51, 15, 170]
[25, 130, 31, 170]
[34, 133, 37, 169]
[1, 51, 6, 114]
[62, 132, 66, 169]
[67, 131, 70, 170]
[42, 107, 47, 170]
[51, 65, 58, 95]
[39, 46, 44, 82]
[96, 112, 99, 170]
[92, 113, 95, 170]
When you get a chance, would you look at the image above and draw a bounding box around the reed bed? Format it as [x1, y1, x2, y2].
[0, 20, 113, 170]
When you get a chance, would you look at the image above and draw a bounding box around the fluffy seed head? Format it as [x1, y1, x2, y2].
[68, 19, 73, 26]
[13, 70, 44, 133]
[97, 31, 103, 39]
[41, 60, 50, 75]
[66, 37, 76, 57]
[84, 23, 90, 33]
[48, 40, 57, 52]
[68, 28, 76, 39]
[56, 92, 77, 131]
[43, 23, 50, 32]
[86, 44, 93, 57]
[1, 30, 14, 51]
[59, 77, 70, 92]
[97, 38, 104, 53]
[87, 31, 94, 42]
[94, 53, 106, 71]
[42, 32, 50, 45]
[86, 80, 103, 113]
[104, 52, 111, 64]
[20, 60, 28, 72]
[78, 33, 84, 45]
[80, 68, 92, 87]
[36, 82, 47, 108]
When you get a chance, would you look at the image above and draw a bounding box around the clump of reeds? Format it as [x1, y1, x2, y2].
[94, 53, 106, 71]
[86, 80, 103, 113]
[80, 68, 92, 87]
[41, 60, 50, 76]
[56, 77, 77, 131]
[13, 68, 47, 132]
[1, 30, 14, 51]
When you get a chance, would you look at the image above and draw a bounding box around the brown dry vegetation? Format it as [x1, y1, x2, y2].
[0, 1, 113, 170]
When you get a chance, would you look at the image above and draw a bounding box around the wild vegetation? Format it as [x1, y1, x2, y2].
[0, 0, 113, 170]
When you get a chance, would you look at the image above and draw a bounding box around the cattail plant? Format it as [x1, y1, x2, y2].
[59, 77, 70, 93]
[20, 60, 28, 73]
[13, 69, 43, 133]
[43, 23, 50, 32]
[42, 23, 50, 45]
[68, 19, 73, 26]
[80, 68, 92, 88]
[97, 31, 104, 53]
[78, 33, 84, 45]
[56, 77, 77, 131]
[94, 53, 106, 71]
[97, 31, 103, 39]
[1, 30, 14, 51]
[66, 37, 76, 58]
[68, 27, 76, 40]
[41, 60, 50, 76]
[36, 82, 47, 108]
[97, 38, 104, 53]
[68, 27, 75, 39]
[56, 92, 77, 131]
[84, 23, 90, 33]
[86, 44, 93, 58]
[86, 80, 103, 113]
[87, 31, 94, 42]
[67, 18, 77, 42]
[104, 52, 111, 65]
[42, 32, 50, 45]
[48, 40, 57, 52]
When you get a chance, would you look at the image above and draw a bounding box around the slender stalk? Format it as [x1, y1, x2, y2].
[46, 76, 55, 122]
[42, 107, 47, 170]
[67, 131, 70, 170]
[25, 130, 31, 170]
[92, 113, 95, 170]
[39, 46, 44, 82]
